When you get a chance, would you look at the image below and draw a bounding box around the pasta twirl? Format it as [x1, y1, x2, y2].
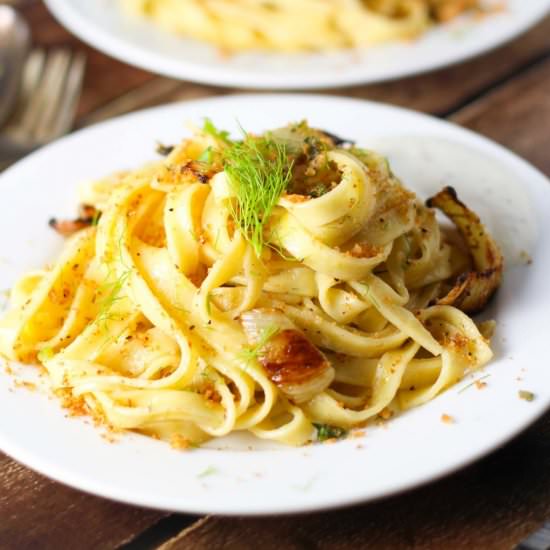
[0, 121, 501, 446]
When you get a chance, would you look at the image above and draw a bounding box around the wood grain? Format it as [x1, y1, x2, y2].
[330, 16, 550, 115]
[452, 56, 550, 175]
[0, 453, 168, 550]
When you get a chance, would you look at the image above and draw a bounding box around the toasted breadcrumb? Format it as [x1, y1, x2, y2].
[101, 432, 119, 444]
[283, 194, 311, 203]
[170, 434, 192, 450]
[347, 242, 381, 258]
[14, 380, 37, 391]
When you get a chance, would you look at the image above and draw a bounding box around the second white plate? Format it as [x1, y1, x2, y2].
[44, 0, 550, 89]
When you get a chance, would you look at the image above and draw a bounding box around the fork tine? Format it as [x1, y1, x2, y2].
[32, 49, 72, 142]
[6, 49, 45, 132]
[49, 51, 86, 140]
[16, 49, 66, 141]
[17, 50, 59, 138]
[20, 50, 46, 103]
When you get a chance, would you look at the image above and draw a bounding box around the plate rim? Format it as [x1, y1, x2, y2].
[43, 0, 550, 89]
[1, 93, 549, 515]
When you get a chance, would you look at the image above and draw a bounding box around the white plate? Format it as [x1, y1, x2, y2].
[44, 0, 550, 89]
[0, 95, 549, 515]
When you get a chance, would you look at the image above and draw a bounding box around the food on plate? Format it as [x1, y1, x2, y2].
[120, 0, 483, 52]
[0, 120, 501, 447]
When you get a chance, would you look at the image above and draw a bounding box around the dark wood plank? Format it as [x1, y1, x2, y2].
[159, 413, 550, 550]
[451, 56, 550, 175]
[0, 452, 168, 550]
[331, 15, 550, 115]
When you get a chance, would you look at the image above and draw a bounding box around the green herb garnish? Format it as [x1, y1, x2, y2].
[95, 267, 132, 326]
[458, 374, 490, 394]
[308, 182, 331, 198]
[155, 142, 174, 156]
[91, 210, 101, 226]
[224, 133, 293, 257]
[203, 118, 231, 144]
[197, 146, 213, 164]
[200, 369, 215, 382]
[360, 282, 381, 310]
[37, 347, 55, 363]
[239, 325, 280, 365]
[519, 390, 535, 402]
[197, 465, 218, 478]
[95, 229, 132, 327]
[292, 476, 317, 492]
[314, 423, 348, 442]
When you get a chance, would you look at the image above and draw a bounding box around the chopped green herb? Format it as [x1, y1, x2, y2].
[224, 133, 293, 257]
[308, 182, 331, 198]
[203, 118, 231, 144]
[200, 369, 215, 382]
[361, 282, 381, 310]
[91, 210, 101, 226]
[313, 423, 348, 442]
[197, 146, 213, 164]
[95, 268, 132, 326]
[519, 390, 535, 402]
[197, 465, 218, 478]
[155, 142, 174, 156]
[95, 229, 132, 328]
[98, 324, 130, 353]
[292, 476, 317, 492]
[37, 347, 55, 363]
[239, 325, 280, 365]
[458, 374, 491, 394]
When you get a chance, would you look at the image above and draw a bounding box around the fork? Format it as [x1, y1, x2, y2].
[0, 47, 86, 169]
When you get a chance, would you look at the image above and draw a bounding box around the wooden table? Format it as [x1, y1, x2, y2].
[1, 2, 550, 548]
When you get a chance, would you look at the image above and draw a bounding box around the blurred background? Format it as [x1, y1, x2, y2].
[1, 0, 549, 172]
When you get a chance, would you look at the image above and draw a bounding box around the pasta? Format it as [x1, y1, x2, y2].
[0, 121, 502, 447]
[119, 0, 480, 52]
